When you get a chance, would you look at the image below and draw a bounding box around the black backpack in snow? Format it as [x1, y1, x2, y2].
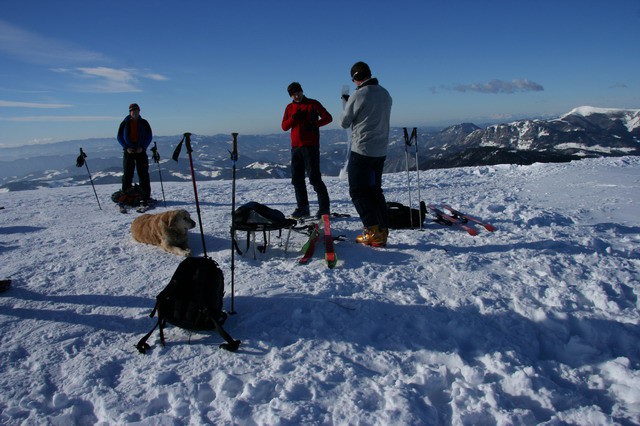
[135, 256, 240, 353]
[232, 201, 297, 255]
[386, 201, 427, 229]
[111, 184, 147, 207]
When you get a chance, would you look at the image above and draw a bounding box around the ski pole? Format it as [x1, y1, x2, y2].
[410, 128, 423, 230]
[183, 133, 208, 258]
[150, 142, 167, 207]
[75, 148, 102, 210]
[229, 132, 239, 314]
[402, 128, 413, 228]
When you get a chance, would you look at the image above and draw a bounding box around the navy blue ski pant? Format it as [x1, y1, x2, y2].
[347, 151, 389, 229]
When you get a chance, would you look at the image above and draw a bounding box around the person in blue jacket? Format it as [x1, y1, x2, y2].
[117, 103, 153, 204]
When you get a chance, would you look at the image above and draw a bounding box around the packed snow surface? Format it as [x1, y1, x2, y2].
[1, 156, 639, 425]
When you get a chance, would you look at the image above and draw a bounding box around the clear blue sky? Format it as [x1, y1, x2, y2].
[0, 0, 638, 148]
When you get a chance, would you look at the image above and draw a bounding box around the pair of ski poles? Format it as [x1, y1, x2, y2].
[171, 132, 240, 315]
[76, 143, 168, 210]
[403, 127, 423, 230]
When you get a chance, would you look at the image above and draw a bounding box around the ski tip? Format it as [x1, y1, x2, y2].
[467, 229, 479, 236]
[484, 225, 496, 232]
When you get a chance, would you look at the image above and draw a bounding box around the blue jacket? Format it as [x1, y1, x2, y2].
[117, 115, 153, 150]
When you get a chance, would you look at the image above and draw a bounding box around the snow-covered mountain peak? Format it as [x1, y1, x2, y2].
[566, 106, 626, 117]
[562, 106, 640, 132]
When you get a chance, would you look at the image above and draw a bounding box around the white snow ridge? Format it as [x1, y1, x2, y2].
[1, 156, 639, 425]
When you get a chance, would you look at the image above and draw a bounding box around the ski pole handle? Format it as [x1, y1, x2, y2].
[403, 128, 411, 146]
[76, 147, 87, 167]
[184, 132, 192, 154]
[231, 133, 238, 161]
[151, 141, 161, 163]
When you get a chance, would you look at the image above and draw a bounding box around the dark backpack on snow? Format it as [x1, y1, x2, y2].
[387, 201, 427, 229]
[111, 184, 147, 206]
[136, 257, 240, 353]
[232, 201, 295, 230]
[232, 202, 296, 255]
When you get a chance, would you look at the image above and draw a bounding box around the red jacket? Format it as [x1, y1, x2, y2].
[281, 97, 332, 147]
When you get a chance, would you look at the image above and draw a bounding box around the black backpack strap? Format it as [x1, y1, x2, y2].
[135, 317, 169, 354]
[159, 318, 167, 346]
[138, 313, 239, 353]
[257, 229, 268, 253]
[208, 312, 241, 352]
[135, 319, 160, 354]
[231, 229, 250, 255]
[135, 301, 165, 354]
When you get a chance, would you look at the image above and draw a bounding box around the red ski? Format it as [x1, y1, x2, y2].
[442, 204, 496, 232]
[299, 223, 320, 264]
[322, 214, 337, 268]
[427, 204, 478, 236]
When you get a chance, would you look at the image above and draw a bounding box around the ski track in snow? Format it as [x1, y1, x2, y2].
[0, 156, 639, 425]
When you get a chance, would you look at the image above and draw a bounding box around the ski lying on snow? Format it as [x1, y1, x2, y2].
[135, 205, 152, 213]
[441, 204, 496, 232]
[296, 212, 351, 224]
[298, 223, 320, 264]
[136, 199, 157, 213]
[322, 214, 337, 269]
[427, 204, 478, 236]
[120, 200, 157, 214]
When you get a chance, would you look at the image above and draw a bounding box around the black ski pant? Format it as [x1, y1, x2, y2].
[291, 146, 330, 212]
[122, 151, 151, 200]
[348, 151, 389, 229]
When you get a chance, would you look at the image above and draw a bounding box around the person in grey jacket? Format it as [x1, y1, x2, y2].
[339, 61, 393, 247]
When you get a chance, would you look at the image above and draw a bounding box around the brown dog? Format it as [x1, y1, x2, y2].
[131, 209, 196, 256]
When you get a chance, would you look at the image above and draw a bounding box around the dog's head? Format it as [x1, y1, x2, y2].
[169, 209, 197, 231]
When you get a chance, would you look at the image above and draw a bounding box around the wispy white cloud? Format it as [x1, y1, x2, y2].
[432, 79, 544, 95]
[76, 67, 141, 93]
[0, 21, 168, 93]
[0, 100, 72, 108]
[0, 115, 118, 122]
[52, 67, 169, 93]
[609, 83, 627, 89]
[454, 79, 544, 94]
[145, 73, 169, 81]
[0, 19, 106, 65]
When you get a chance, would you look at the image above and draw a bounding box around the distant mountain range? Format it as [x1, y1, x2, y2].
[1, 106, 638, 191]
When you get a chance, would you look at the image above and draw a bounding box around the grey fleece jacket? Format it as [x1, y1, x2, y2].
[339, 78, 392, 158]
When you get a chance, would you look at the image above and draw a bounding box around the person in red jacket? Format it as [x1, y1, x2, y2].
[281, 82, 333, 219]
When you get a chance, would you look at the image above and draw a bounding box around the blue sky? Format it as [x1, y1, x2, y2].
[0, 0, 638, 148]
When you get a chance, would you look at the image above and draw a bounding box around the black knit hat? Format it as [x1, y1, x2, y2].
[129, 103, 140, 111]
[287, 82, 303, 95]
[350, 61, 372, 81]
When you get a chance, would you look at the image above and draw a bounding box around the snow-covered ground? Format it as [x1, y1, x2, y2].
[1, 156, 639, 425]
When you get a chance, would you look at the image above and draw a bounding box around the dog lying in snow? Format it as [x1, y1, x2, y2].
[131, 209, 196, 256]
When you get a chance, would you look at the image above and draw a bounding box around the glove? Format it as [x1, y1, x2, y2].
[341, 94, 349, 102]
[293, 110, 306, 121]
